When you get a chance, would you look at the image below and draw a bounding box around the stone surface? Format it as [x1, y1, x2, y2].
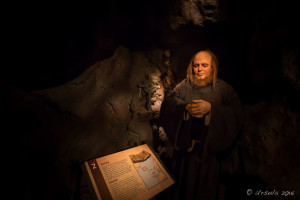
[241, 100, 299, 199]
[169, 0, 219, 29]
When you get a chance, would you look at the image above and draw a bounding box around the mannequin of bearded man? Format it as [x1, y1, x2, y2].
[159, 50, 244, 200]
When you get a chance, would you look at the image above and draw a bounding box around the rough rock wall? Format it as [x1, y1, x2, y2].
[31, 46, 171, 157]
[169, 0, 219, 29]
[238, 49, 300, 200]
[242, 101, 299, 194]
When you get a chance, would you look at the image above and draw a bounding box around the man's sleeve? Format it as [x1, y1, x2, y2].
[207, 83, 245, 153]
[159, 86, 192, 150]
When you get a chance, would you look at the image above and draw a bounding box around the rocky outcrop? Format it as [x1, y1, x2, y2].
[30, 46, 172, 158]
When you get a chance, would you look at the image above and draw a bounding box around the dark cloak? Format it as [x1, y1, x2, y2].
[159, 79, 244, 200]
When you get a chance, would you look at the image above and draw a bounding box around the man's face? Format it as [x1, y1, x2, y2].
[192, 51, 212, 80]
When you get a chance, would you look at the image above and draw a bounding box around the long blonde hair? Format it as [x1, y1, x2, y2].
[186, 50, 218, 87]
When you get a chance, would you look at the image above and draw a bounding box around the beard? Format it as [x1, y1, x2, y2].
[191, 73, 213, 87]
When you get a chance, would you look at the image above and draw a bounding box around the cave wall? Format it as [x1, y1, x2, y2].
[2, 0, 299, 199]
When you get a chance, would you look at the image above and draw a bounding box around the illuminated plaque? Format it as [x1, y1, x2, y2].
[82, 144, 175, 200]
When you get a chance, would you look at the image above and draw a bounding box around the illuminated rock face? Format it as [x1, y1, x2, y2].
[30, 46, 171, 159]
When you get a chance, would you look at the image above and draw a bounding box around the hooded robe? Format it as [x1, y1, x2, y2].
[159, 78, 244, 200]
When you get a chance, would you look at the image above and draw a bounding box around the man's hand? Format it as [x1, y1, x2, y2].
[186, 100, 211, 118]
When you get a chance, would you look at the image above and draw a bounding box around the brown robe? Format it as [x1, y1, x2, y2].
[159, 79, 244, 200]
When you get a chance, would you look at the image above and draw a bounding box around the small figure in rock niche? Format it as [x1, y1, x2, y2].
[159, 50, 244, 200]
[138, 74, 161, 111]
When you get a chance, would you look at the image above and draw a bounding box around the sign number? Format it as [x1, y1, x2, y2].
[91, 163, 97, 169]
